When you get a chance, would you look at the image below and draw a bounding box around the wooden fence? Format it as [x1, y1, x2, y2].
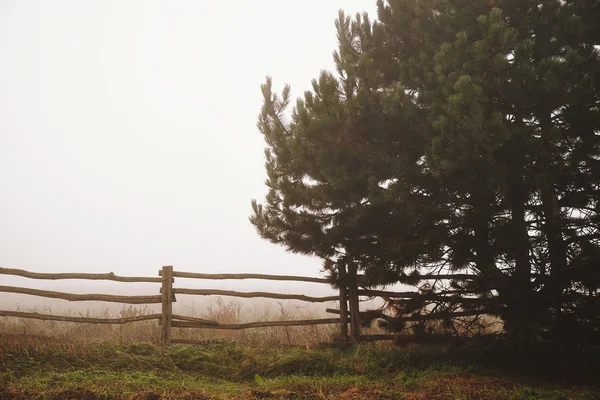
[0, 265, 484, 344]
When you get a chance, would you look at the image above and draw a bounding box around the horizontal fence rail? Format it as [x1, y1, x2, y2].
[401, 274, 478, 281]
[171, 314, 219, 326]
[0, 267, 161, 283]
[0, 310, 161, 324]
[0, 268, 478, 284]
[164, 270, 331, 284]
[170, 318, 341, 330]
[172, 288, 339, 303]
[359, 334, 477, 344]
[0, 265, 490, 344]
[0, 285, 163, 304]
[358, 289, 495, 305]
[326, 308, 491, 322]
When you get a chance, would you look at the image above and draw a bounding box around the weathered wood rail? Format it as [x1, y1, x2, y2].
[170, 318, 341, 330]
[171, 288, 339, 303]
[0, 265, 487, 344]
[0, 267, 161, 282]
[325, 308, 489, 321]
[0, 310, 162, 324]
[0, 285, 162, 304]
[164, 270, 330, 284]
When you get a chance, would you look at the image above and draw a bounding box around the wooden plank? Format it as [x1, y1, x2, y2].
[161, 266, 174, 343]
[0, 285, 162, 304]
[172, 288, 338, 303]
[171, 318, 341, 330]
[359, 289, 478, 297]
[358, 289, 493, 304]
[0, 267, 161, 283]
[0, 310, 161, 324]
[326, 308, 490, 321]
[400, 274, 478, 281]
[171, 314, 219, 326]
[166, 270, 330, 284]
[170, 338, 312, 349]
[0, 267, 476, 284]
[170, 338, 229, 345]
[358, 289, 424, 298]
[354, 274, 478, 285]
[359, 334, 473, 344]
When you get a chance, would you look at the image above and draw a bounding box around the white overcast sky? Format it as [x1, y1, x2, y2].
[0, 1, 379, 298]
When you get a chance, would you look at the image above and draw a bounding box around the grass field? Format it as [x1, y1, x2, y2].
[1, 301, 599, 399]
[1, 334, 599, 400]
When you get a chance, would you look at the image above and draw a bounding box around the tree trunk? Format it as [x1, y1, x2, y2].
[338, 263, 349, 343]
[538, 112, 568, 334]
[347, 262, 361, 341]
[505, 120, 536, 348]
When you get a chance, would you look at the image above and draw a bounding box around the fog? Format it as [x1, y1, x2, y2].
[0, 1, 382, 313]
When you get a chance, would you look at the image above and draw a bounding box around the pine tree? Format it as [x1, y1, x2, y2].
[250, 11, 431, 285]
[376, 0, 600, 343]
[251, 0, 600, 345]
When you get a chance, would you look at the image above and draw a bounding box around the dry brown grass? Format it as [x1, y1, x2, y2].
[172, 299, 340, 346]
[0, 299, 390, 346]
[0, 304, 162, 343]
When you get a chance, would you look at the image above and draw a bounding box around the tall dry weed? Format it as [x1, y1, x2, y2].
[0, 299, 370, 346]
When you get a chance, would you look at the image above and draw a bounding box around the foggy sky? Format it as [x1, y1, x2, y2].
[0, 1, 379, 301]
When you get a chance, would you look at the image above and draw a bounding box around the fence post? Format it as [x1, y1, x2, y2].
[161, 265, 173, 344]
[347, 261, 361, 341]
[338, 263, 349, 343]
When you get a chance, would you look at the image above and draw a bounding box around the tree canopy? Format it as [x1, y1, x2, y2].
[251, 0, 600, 345]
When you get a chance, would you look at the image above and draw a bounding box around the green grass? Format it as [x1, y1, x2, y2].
[1, 338, 599, 400]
